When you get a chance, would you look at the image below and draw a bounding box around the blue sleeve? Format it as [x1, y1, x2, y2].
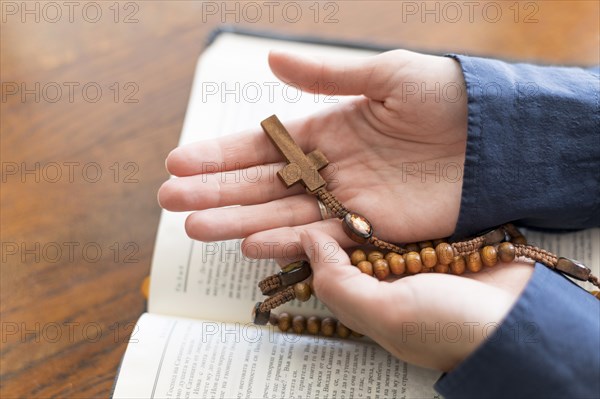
[433, 56, 600, 398]
[446, 54, 600, 239]
[435, 264, 600, 398]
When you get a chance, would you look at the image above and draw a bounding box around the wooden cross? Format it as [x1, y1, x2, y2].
[261, 115, 329, 193]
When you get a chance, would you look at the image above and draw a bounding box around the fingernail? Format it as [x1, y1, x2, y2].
[165, 148, 177, 174]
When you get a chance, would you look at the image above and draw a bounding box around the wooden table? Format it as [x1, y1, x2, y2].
[1, 1, 598, 397]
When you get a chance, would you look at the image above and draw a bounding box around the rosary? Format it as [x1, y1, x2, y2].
[251, 115, 600, 338]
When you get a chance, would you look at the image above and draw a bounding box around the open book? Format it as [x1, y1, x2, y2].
[112, 30, 600, 398]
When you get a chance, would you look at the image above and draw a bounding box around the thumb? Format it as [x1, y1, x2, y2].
[268, 50, 390, 101]
[299, 229, 382, 329]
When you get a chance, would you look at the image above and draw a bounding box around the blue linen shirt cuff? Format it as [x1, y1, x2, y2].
[434, 263, 600, 399]
[444, 54, 600, 239]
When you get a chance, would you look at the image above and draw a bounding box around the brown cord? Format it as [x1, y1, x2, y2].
[311, 188, 600, 294]
[588, 275, 600, 290]
[311, 187, 599, 291]
[369, 235, 405, 254]
[258, 286, 295, 313]
[257, 219, 600, 317]
[314, 187, 492, 258]
[258, 274, 280, 295]
[315, 187, 406, 253]
[452, 236, 487, 256]
[315, 188, 349, 218]
[514, 244, 559, 268]
[510, 244, 599, 289]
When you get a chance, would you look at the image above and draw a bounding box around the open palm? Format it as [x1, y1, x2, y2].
[159, 50, 468, 259]
[158, 50, 533, 371]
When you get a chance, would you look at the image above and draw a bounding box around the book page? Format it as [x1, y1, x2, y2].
[149, 32, 377, 322]
[112, 313, 441, 399]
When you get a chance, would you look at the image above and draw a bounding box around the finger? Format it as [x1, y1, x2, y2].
[298, 229, 383, 332]
[274, 257, 306, 268]
[158, 163, 304, 211]
[166, 119, 312, 177]
[268, 50, 393, 101]
[469, 261, 534, 297]
[241, 219, 356, 259]
[185, 194, 321, 241]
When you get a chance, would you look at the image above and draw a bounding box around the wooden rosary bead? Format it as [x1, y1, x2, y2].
[384, 251, 396, 262]
[336, 321, 351, 339]
[450, 255, 466, 275]
[306, 316, 321, 335]
[388, 253, 405, 275]
[420, 247, 437, 268]
[321, 317, 336, 337]
[373, 258, 391, 280]
[367, 251, 384, 263]
[505, 224, 527, 245]
[556, 257, 592, 281]
[466, 252, 483, 272]
[511, 236, 527, 245]
[252, 303, 271, 325]
[418, 241, 433, 249]
[404, 252, 422, 274]
[483, 228, 506, 245]
[351, 330, 364, 338]
[432, 239, 445, 247]
[270, 311, 365, 338]
[292, 315, 306, 334]
[278, 312, 291, 332]
[356, 260, 374, 276]
[350, 249, 367, 266]
[294, 282, 312, 302]
[434, 264, 449, 274]
[435, 242, 454, 265]
[343, 212, 373, 244]
[481, 245, 498, 267]
[498, 242, 516, 263]
[404, 243, 420, 252]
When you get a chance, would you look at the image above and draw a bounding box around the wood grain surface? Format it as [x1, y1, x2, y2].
[1, 1, 598, 397]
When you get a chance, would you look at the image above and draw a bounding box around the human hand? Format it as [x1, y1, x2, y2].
[299, 228, 533, 372]
[158, 50, 533, 371]
[159, 50, 468, 259]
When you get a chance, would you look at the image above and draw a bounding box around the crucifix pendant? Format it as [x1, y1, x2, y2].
[261, 114, 375, 244]
[260, 115, 329, 193]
